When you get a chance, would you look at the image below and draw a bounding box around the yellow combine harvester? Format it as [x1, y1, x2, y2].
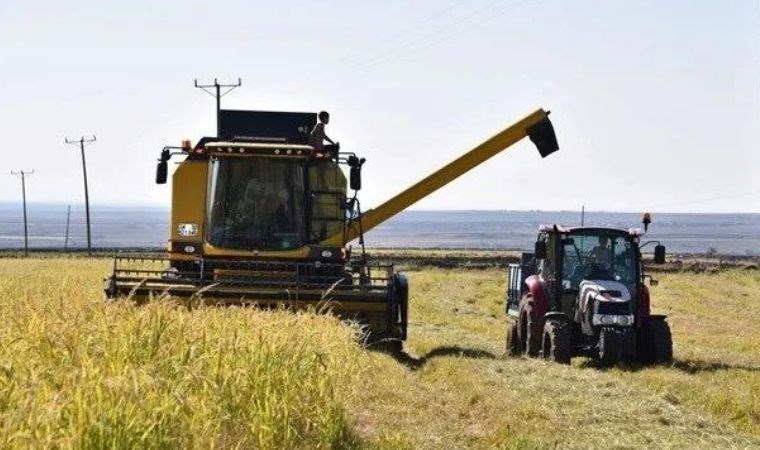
[106, 107, 558, 349]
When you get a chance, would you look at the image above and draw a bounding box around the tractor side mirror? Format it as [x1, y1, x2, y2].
[347, 155, 366, 191]
[654, 244, 666, 264]
[156, 148, 171, 184]
[534, 241, 547, 259]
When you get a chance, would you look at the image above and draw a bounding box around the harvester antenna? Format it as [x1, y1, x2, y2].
[194, 78, 242, 137]
[64, 135, 96, 255]
[10, 169, 34, 257]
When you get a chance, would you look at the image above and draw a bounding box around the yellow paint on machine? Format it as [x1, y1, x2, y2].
[170, 160, 207, 245]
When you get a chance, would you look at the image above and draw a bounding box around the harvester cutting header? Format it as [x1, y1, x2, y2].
[106, 100, 558, 349]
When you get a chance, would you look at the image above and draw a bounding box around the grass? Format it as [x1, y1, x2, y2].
[0, 258, 758, 448]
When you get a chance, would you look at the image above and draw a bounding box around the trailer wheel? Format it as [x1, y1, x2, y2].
[639, 319, 673, 364]
[541, 318, 572, 364]
[518, 295, 541, 357]
[506, 319, 521, 357]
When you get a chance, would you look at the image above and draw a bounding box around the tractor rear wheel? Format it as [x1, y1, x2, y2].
[541, 318, 572, 364]
[518, 295, 542, 357]
[506, 318, 522, 357]
[639, 319, 673, 364]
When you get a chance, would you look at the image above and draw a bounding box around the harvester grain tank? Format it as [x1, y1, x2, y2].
[106, 107, 559, 350]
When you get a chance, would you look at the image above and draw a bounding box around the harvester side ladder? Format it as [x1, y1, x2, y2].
[321, 108, 558, 246]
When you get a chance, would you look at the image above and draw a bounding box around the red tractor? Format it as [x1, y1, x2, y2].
[505, 219, 672, 365]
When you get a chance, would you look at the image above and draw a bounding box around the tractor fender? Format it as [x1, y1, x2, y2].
[524, 275, 549, 319]
[637, 284, 651, 327]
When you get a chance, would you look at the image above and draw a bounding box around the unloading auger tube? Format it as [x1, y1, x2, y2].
[322, 108, 558, 246]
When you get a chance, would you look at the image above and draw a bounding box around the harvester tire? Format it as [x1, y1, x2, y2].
[371, 339, 403, 354]
[639, 319, 673, 364]
[506, 319, 521, 357]
[541, 318, 571, 364]
[518, 295, 542, 357]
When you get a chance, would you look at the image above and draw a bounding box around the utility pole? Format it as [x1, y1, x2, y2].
[194, 78, 242, 136]
[65, 135, 96, 255]
[64, 204, 71, 251]
[10, 170, 33, 257]
[581, 205, 585, 226]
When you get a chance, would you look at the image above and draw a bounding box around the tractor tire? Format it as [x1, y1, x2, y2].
[518, 295, 542, 357]
[598, 327, 620, 365]
[541, 318, 572, 364]
[639, 319, 673, 364]
[620, 328, 637, 364]
[506, 318, 522, 357]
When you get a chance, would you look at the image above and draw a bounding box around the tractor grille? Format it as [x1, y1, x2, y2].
[596, 301, 631, 316]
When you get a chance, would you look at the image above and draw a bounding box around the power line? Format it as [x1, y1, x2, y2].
[10, 169, 33, 257]
[648, 188, 760, 210]
[64, 135, 96, 255]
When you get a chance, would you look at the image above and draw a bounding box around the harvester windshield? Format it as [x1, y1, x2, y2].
[560, 231, 637, 288]
[206, 157, 305, 250]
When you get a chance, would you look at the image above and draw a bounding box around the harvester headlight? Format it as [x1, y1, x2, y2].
[178, 223, 198, 237]
[183, 245, 196, 253]
[321, 250, 333, 258]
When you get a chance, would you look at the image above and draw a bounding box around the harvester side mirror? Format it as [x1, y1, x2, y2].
[155, 148, 171, 185]
[348, 155, 366, 191]
[156, 161, 168, 184]
[654, 244, 666, 264]
[350, 166, 361, 190]
[534, 241, 547, 259]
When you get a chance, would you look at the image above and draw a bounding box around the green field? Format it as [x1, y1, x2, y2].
[0, 258, 758, 449]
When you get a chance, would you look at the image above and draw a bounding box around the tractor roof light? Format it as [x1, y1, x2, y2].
[642, 212, 652, 232]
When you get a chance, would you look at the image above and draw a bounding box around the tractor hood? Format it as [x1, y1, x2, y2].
[577, 280, 634, 331]
[579, 280, 632, 303]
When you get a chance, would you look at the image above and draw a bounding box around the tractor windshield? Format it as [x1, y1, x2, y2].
[206, 157, 305, 250]
[560, 232, 637, 289]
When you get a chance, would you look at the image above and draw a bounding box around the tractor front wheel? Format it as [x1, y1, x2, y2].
[506, 319, 522, 357]
[518, 295, 542, 357]
[639, 318, 673, 364]
[541, 318, 572, 364]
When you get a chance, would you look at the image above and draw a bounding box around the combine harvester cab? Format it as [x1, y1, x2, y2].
[106, 107, 558, 349]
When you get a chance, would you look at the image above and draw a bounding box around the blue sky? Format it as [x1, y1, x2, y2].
[1, 0, 758, 213]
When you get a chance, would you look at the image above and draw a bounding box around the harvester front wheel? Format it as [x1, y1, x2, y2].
[541, 318, 571, 365]
[639, 318, 673, 364]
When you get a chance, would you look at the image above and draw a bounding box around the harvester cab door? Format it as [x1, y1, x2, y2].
[307, 159, 347, 242]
